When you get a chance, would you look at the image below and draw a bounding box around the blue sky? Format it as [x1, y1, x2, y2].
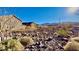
[0, 7, 79, 24]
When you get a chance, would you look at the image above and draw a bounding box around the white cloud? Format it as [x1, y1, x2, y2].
[67, 7, 79, 14]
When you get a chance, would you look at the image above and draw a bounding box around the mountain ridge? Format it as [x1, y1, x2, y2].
[41, 22, 79, 26]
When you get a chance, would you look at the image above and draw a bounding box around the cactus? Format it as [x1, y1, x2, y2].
[0, 43, 5, 51]
[0, 39, 24, 51]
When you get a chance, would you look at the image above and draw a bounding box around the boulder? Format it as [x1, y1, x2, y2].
[64, 37, 79, 51]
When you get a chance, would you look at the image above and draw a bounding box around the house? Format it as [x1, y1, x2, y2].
[22, 22, 38, 30]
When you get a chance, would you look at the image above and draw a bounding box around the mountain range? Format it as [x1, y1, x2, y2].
[41, 22, 79, 26]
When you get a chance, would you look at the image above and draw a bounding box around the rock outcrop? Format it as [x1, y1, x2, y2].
[0, 15, 22, 31]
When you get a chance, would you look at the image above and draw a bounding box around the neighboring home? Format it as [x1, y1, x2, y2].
[22, 22, 38, 30]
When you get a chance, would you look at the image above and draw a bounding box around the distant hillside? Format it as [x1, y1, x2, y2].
[41, 22, 79, 26]
[41, 23, 59, 26]
[61, 22, 79, 25]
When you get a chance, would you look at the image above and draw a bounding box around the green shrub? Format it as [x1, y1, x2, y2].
[57, 29, 69, 37]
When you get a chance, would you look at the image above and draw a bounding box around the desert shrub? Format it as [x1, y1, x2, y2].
[57, 29, 69, 37]
[20, 36, 34, 46]
[0, 43, 5, 51]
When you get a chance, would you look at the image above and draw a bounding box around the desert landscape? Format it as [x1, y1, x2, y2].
[0, 7, 79, 51]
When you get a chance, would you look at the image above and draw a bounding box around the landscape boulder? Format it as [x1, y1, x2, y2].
[64, 37, 79, 51]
